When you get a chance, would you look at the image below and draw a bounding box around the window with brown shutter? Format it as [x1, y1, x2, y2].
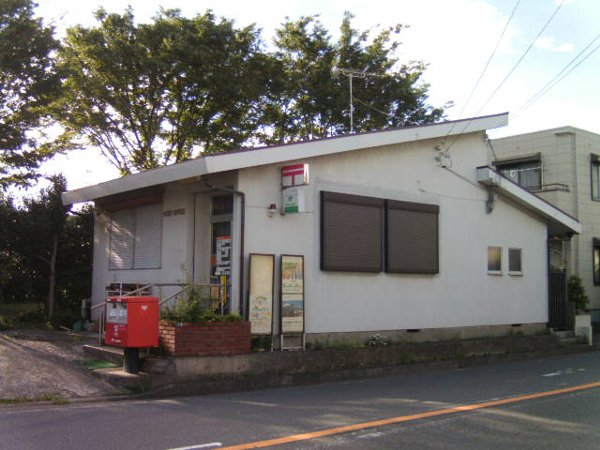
[320, 191, 384, 272]
[385, 200, 439, 274]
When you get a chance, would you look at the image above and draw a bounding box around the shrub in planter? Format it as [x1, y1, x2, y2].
[160, 286, 250, 357]
[567, 275, 589, 314]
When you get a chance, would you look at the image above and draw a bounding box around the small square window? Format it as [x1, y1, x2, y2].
[508, 248, 523, 275]
[488, 247, 502, 274]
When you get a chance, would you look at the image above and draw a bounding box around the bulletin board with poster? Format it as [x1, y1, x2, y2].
[247, 254, 275, 335]
[280, 255, 305, 350]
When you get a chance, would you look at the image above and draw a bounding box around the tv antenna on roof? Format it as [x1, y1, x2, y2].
[332, 66, 384, 133]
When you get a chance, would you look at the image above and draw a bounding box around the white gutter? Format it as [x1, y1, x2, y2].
[63, 113, 508, 205]
[476, 166, 581, 236]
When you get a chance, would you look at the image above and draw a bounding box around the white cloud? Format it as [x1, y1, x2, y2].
[534, 37, 574, 53]
[552, 43, 575, 52]
[535, 37, 555, 49]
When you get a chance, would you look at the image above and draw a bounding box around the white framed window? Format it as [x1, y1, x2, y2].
[591, 154, 600, 201]
[494, 154, 542, 191]
[487, 246, 502, 274]
[508, 248, 523, 275]
[109, 204, 162, 270]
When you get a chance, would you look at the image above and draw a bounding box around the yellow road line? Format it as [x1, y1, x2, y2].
[221, 381, 600, 449]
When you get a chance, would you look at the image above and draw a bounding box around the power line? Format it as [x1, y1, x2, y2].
[456, 0, 522, 121]
[353, 97, 390, 117]
[441, 0, 520, 153]
[474, 0, 566, 116]
[444, 0, 566, 155]
[517, 32, 600, 113]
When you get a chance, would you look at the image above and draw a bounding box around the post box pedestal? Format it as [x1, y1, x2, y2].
[124, 348, 140, 374]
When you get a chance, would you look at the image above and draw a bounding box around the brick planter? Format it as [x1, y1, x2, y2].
[159, 320, 251, 357]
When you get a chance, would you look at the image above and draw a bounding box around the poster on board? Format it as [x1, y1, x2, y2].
[248, 254, 275, 335]
[281, 255, 304, 334]
[215, 236, 231, 275]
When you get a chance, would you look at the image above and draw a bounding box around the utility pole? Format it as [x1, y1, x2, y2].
[332, 67, 383, 133]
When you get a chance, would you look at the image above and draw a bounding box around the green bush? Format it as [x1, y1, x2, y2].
[161, 285, 241, 323]
[366, 333, 391, 347]
[13, 309, 48, 327]
[568, 275, 589, 313]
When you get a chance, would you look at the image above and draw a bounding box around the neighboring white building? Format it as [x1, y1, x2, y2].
[63, 113, 580, 344]
[491, 127, 600, 325]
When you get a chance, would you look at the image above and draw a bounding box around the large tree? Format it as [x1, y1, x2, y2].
[0, 176, 92, 324]
[55, 9, 445, 173]
[56, 8, 272, 175]
[264, 13, 444, 143]
[19, 175, 69, 318]
[0, 0, 61, 188]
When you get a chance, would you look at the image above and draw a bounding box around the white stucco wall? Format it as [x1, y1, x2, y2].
[237, 132, 549, 334]
[90, 130, 550, 332]
[91, 183, 197, 311]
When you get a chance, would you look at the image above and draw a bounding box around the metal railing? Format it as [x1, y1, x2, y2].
[93, 281, 231, 345]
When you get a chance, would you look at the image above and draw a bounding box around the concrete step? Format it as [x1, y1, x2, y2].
[552, 330, 575, 339]
[550, 329, 589, 346]
[559, 337, 583, 346]
[84, 344, 124, 365]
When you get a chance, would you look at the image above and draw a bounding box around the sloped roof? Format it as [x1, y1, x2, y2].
[62, 113, 509, 205]
[477, 166, 581, 236]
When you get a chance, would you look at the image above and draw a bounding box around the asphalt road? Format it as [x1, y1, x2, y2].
[1, 351, 599, 450]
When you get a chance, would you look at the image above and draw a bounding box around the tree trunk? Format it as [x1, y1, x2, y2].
[47, 234, 58, 319]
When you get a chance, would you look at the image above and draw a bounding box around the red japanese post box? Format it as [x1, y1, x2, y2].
[105, 296, 159, 348]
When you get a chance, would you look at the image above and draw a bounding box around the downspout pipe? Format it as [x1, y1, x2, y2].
[204, 183, 246, 318]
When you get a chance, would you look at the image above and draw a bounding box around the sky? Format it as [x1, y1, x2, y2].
[33, 0, 600, 192]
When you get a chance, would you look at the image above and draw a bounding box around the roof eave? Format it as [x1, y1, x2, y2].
[476, 166, 581, 236]
[62, 113, 508, 205]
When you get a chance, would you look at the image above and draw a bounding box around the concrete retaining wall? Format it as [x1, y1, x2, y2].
[144, 333, 563, 379]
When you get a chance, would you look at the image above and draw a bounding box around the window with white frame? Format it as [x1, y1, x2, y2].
[508, 248, 523, 275]
[109, 204, 162, 270]
[494, 154, 542, 190]
[593, 238, 600, 285]
[487, 246, 502, 274]
[591, 154, 600, 201]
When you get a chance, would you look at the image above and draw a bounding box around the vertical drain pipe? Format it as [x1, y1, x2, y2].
[204, 183, 246, 318]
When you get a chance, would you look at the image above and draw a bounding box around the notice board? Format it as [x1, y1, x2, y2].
[248, 254, 275, 335]
[280, 255, 305, 334]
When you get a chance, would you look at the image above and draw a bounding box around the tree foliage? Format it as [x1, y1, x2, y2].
[56, 8, 273, 175]
[54, 8, 445, 174]
[265, 13, 444, 143]
[0, 177, 93, 326]
[0, 0, 61, 188]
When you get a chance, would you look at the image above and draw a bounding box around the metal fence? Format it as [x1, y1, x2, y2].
[548, 270, 572, 330]
[92, 280, 231, 345]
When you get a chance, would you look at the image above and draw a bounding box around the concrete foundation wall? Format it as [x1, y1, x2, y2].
[144, 326, 553, 379]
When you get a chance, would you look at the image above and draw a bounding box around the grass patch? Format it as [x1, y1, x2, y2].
[0, 394, 69, 406]
[80, 359, 118, 370]
[0, 303, 41, 319]
[0, 302, 48, 329]
[0, 397, 31, 405]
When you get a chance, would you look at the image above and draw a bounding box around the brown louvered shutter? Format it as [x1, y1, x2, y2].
[321, 191, 384, 272]
[386, 200, 439, 274]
